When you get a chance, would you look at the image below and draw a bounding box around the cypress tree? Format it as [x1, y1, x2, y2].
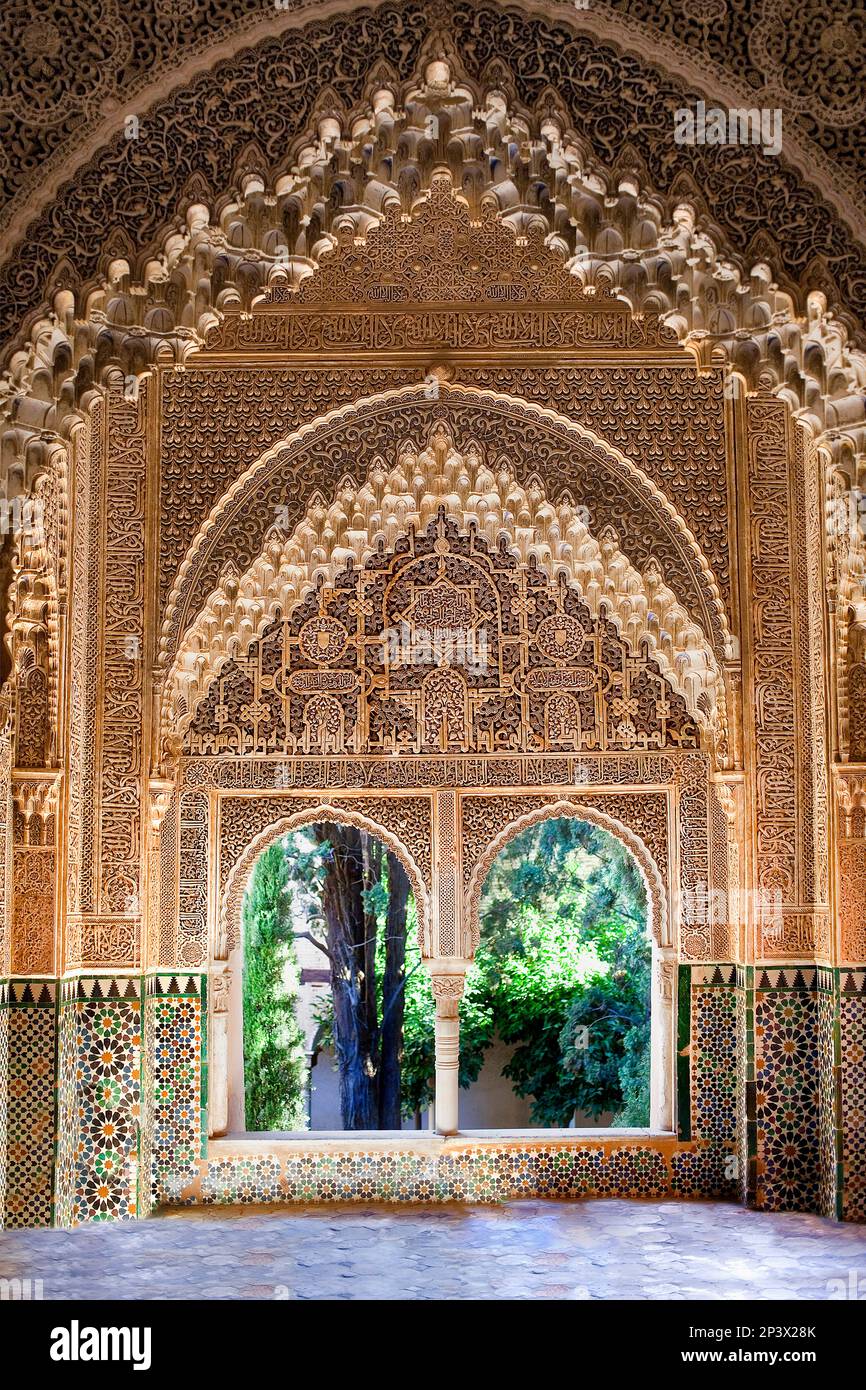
[242, 840, 308, 1130]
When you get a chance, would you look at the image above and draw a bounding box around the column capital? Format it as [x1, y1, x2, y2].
[424, 958, 469, 1016]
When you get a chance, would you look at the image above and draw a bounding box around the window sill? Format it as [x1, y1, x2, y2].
[210, 1130, 677, 1154]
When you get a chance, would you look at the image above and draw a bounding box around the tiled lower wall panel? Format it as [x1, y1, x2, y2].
[0, 987, 7, 1224]
[690, 967, 738, 1145]
[753, 970, 820, 1213]
[165, 1142, 738, 1206]
[54, 978, 142, 1227]
[147, 977, 206, 1211]
[840, 981, 866, 1223]
[817, 977, 841, 1220]
[3, 985, 56, 1227]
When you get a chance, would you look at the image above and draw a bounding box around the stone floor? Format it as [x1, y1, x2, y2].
[2, 1199, 866, 1299]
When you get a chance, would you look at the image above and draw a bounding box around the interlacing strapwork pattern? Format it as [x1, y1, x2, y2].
[3, 994, 55, 1228]
[0, 735, 14, 975]
[691, 983, 737, 1146]
[148, 979, 205, 1209]
[4, 0, 866, 361]
[177, 792, 209, 970]
[159, 368, 730, 661]
[11, 795, 55, 976]
[753, 980, 819, 1213]
[435, 791, 458, 958]
[54, 981, 142, 1228]
[840, 989, 866, 1223]
[97, 392, 147, 928]
[836, 778, 866, 964]
[166, 404, 726, 746]
[817, 981, 839, 1221]
[1, 11, 863, 1227]
[185, 511, 700, 763]
[66, 405, 100, 926]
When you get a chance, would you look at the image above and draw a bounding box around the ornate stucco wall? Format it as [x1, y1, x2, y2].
[1, 7, 864, 1227]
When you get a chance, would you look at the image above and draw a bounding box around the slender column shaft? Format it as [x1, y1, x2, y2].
[434, 1002, 460, 1135]
[427, 964, 468, 1136]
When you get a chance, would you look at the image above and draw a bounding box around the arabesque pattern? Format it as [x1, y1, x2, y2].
[0, 10, 861, 1234]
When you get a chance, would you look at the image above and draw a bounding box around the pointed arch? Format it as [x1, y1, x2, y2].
[219, 803, 431, 962]
[464, 798, 668, 953]
[159, 387, 730, 749]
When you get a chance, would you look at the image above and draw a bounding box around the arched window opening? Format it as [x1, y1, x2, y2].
[235, 823, 433, 1134]
[460, 817, 652, 1132]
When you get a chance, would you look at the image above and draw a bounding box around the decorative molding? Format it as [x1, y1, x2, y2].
[58, 975, 142, 1003]
[165, 412, 723, 750]
[754, 966, 818, 992]
[2, 1, 866, 360]
[157, 375, 734, 669]
[218, 801, 432, 960]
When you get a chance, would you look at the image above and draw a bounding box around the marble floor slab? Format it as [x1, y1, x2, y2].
[2, 1199, 866, 1300]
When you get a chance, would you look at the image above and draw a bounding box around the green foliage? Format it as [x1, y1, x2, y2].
[400, 953, 496, 1117]
[242, 841, 308, 1131]
[399, 956, 436, 1116]
[559, 905, 652, 1126]
[610, 1016, 652, 1127]
[243, 817, 651, 1130]
[404, 817, 651, 1126]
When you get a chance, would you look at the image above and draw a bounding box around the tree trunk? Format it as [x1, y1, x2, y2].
[379, 851, 409, 1128]
[316, 824, 379, 1129]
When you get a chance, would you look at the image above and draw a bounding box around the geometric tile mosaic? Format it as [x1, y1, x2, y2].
[817, 983, 840, 1221]
[3, 962, 859, 1223]
[734, 973, 756, 1207]
[670, 1145, 738, 1198]
[148, 977, 205, 1210]
[53, 999, 77, 1227]
[169, 1140, 737, 1207]
[3, 998, 56, 1228]
[138, 991, 155, 1220]
[754, 987, 820, 1213]
[840, 993, 866, 1223]
[0, 1003, 7, 1225]
[691, 984, 738, 1144]
[54, 983, 142, 1227]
